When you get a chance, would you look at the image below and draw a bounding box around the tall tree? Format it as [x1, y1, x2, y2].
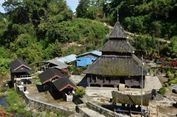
[76, 0, 90, 18]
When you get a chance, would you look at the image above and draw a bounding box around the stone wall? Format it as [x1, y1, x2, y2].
[20, 91, 73, 116]
[76, 104, 90, 117]
[86, 102, 128, 117]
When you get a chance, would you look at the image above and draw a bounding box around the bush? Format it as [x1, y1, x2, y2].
[170, 36, 177, 54]
[168, 79, 177, 85]
[159, 87, 166, 96]
[133, 34, 159, 57]
[68, 66, 86, 75]
[175, 71, 177, 77]
[6, 89, 32, 116]
[166, 70, 174, 79]
[74, 86, 85, 98]
[0, 58, 11, 75]
[44, 18, 108, 44]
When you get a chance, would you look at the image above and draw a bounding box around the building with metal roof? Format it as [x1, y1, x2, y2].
[56, 54, 77, 64]
[47, 58, 68, 69]
[39, 58, 68, 71]
[76, 50, 102, 67]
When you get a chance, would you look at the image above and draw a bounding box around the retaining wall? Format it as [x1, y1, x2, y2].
[76, 104, 90, 117]
[20, 91, 73, 116]
[86, 102, 128, 117]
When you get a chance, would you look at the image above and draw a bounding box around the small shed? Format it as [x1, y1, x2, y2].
[76, 50, 102, 67]
[52, 78, 76, 101]
[10, 58, 32, 85]
[39, 68, 67, 84]
[38, 68, 76, 101]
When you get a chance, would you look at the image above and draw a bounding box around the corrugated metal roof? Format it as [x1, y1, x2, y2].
[77, 50, 102, 57]
[47, 58, 68, 69]
[56, 54, 77, 63]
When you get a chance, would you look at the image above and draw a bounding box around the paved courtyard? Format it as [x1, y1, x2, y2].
[85, 75, 162, 99]
[144, 76, 162, 91]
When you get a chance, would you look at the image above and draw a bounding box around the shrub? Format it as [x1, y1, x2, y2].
[74, 86, 85, 97]
[159, 87, 166, 96]
[168, 79, 177, 85]
[0, 58, 11, 75]
[68, 66, 86, 75]
[166, 70, 174, 79]
[175, 71, 177, 77]
[6, 89, 32, 116]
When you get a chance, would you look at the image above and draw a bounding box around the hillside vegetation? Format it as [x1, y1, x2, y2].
[0, 0, 108, 75]
[76, 0, 177, 57]
[0, 0, 176, 76]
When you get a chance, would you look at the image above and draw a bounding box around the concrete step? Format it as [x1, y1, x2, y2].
[79, 107, 106, 117]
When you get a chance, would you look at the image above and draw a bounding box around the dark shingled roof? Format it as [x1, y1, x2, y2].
[84, 55, 147, 76]
[39, 68, 67, 84]
[53, 78, 76, 91]
[109, 21, 126, 39]
[102, 40, 135, 53]
[10, 59, 31, 73]
[112, 91, 151, 106]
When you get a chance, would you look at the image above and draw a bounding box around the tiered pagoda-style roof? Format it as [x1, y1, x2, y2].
[85, 55, 146, 76]
[102, 39, 135, 54]
[102, 21, 135, 54]
[84, 21, 147, 76]
[109, 21, 126, 39]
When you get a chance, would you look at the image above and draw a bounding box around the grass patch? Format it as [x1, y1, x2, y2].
[6, 89, 32, 117]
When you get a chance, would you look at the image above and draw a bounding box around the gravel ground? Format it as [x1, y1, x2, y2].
[25, 84, 76, 112]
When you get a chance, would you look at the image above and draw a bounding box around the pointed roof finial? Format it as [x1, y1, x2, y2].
[117, 12, 119, 22]
[109, 21, 126, 39]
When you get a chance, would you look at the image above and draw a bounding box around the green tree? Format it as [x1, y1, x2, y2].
[104, 0, 177, 37]
[44, 41, 62, 59]
[169, 36, 177, 57]
[16, 42, 44, 64]
[76, 0, 90, 18]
